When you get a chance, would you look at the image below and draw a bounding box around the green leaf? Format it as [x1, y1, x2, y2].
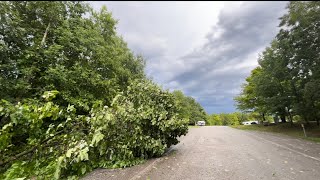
[79, 147, 89, 161]
[81, 166, 87, 175]
[42, 90, 59, 101]
[91, 131, 104, 146]
[54, 156, 64, 180]
[66, 149, 73, 158]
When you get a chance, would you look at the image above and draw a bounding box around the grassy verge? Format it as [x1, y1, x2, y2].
[231, 122, 320, 143]
[188, 125, 200, 128]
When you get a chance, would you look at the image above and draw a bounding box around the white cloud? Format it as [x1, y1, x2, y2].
[125, 33, 168, 59]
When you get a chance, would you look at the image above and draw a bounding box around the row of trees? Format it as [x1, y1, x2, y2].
[235, 1, 320, 126]
[207, 112, 273, 126]
[172, 90, 207, 125]
[0, 2, 206, 179]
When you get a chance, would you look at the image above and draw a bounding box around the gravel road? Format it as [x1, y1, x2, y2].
[83, 126, 320, 180]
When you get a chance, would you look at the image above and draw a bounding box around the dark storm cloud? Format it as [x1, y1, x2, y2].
[170, 1, 288, 113]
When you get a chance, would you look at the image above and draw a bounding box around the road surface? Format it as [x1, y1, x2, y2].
[83, 126, 320, 180]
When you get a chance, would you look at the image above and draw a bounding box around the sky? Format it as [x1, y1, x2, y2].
[89, 1, 288, 114]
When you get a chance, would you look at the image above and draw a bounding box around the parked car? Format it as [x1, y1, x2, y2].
[197, 121, 206, 126]
[242, 121, 259, 125]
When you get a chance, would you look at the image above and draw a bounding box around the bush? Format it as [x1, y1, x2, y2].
[0, 80, 188, 179]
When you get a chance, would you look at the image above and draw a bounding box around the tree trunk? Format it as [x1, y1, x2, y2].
[280, 115, 286, 123]
[273, 116, 279, 124]
[288, 111, 294, 126]
[303, 115, 310, 125]
[41, 23, 50, 46]
[261, 113, 266, 125]
[317, 119, 319, 126]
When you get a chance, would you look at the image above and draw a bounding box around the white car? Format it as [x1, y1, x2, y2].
[197, 121, 206, 126]
[242, 121, 258, 125]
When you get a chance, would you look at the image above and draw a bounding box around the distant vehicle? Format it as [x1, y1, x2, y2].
[197, 121, 206, 126]
[242, 121, 259, 125]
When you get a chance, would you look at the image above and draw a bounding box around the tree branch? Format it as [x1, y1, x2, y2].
[0, 130, 63, 166]
[40, 22, 51, 46]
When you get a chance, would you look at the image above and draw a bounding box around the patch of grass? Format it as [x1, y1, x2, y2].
[231, 122, 320, 143]
[188, 125, 200, 128]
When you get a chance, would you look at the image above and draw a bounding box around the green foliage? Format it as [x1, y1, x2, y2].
[220, 113, 239, 126]
[0, 1, 145, 112]
[207, 114, 222, 125]
[0, 86, 188, 179]
[172, 90, 207, 125]
[207, 112, 274, 126]
[207, 113, 240, 126]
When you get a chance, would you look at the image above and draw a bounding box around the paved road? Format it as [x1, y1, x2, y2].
[83, 126, 320, 180]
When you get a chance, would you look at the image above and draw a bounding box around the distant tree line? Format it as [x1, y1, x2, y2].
[207, 112, 273, 126]
[172, 90, 207, 125]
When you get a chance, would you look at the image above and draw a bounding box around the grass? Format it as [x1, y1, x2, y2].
[231, 122, 320, 143]
[188, 125, 200, 128]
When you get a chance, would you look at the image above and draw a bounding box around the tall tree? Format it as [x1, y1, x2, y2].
[0, 2, 145, 113]
[234, 67, 269, 123]
[277, 1, 320, 125]
[257, 40, 294, 123]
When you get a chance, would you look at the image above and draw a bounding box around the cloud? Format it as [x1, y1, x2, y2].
[165, 1, 288, 113]
[125, 33, 168, 59]
[89, 1, 288, 114]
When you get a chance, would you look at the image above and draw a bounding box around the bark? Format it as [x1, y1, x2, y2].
[262, 113, 266, 122]
[260, 113, 266, 124]
[280, 115, 286, 123]
[273, 116, 279, 124]
[303, 115, 310, 125]
[40, 23, 50, 46]
[288, 111, 294, 126]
